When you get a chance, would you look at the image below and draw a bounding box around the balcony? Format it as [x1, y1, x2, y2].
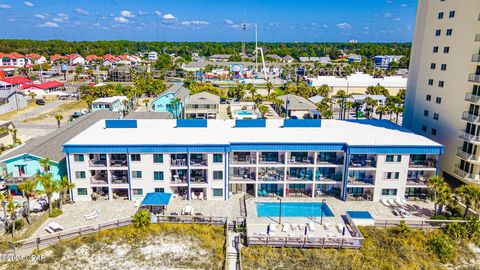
[230, 167, 256, 181]
[409, 159, 437, 169]
[469, 74, 480, 83]
[4, 174, 35, 184]
[347, 176, 374, 186]
[109, 154, 127, 167]
[476, 34, 480, 42]
[465, 93, 480, 103]
[459, 130, 480, 144]
[230, 153, 257, 165]
[406, 176, 427, 186]
[259, 152, 285, 165]
[171, 169, 188, 184]
[461, 111, 480, 123]
[287, 152, 315, 165]
[190, 154, 208, 167]
[315, 172, 342, 182]
[287, 168, 313, 181]
[111, 171, 129, 184]
[170, 154, 188, 167]
[453, 166, 480, 183]
[472, 54, 480, 63]
[90, 176, 108, 185]
[456, 147, 480, 162]
[349, 156, 376, 168]
[190, 169, 207, 184]
[258, 167, 284, 181]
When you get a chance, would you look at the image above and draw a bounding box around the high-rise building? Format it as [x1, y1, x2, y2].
[403, 0, 480, 184]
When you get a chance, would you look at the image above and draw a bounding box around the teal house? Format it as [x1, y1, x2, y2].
[0, 110, 118, 195]
[150, 84, 190, 119]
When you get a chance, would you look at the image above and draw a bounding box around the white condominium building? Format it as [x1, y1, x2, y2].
[403, 0, 480, 184]
[63, 119, 442, 204]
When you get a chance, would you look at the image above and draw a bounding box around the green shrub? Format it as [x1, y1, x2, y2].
[133, 209, 151, 229]
[446, 203, 463, 217]
[7, 219, 25, 233]
[444, 223, 468, 241]
[428, 233, 456, 262]
[49, 208, 63, 218]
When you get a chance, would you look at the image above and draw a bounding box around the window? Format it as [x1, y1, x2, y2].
[132, 189, 143, 196]
[430, 63, 436, 70]
[436, 97, 442, 104]
[438, 81, 444, 88]
[441, 64, 447, 71]
[432, 128, 437, 136]
[433, 113, 439, 120]
[449, 10, 455, 18]
[426, 94, 432, 101]
[213, 171, 223, 180]
[446, 29, 453, 36]
[421, 125, 427, 132]
[424, 110, 429, 117]
[438, 12, 444, 19]
[132, 171, 142, 178]
[435, 29, 441, 36]
[213, 154, 223, 163]
[382, 189, 398, 196]
[154, 188, 165, 193]
[77, 188, 88, 195]
[428, 79, 434, 86]
[384, 172, 400, 180]
[154, 171, 164, 180]
[153, 154, 163, 163]
[212, 188, 223, 197]
[433, 46, 439, 53]
[131, 154, 141, 161]
[385, 155, 401, 162]
[74, 154, 84, 162]
[443, 46, 450, 53]
[75, 171, 86, 179]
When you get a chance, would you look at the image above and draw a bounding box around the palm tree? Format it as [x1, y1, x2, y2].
[0, 192, 10, 230]
[345, 101, 354, 119]
[427, 176, 446, 215]
[392, 106, 403, 124]
[266, 82, 273, 99]
[18, 179, 37, 216]
[364, 97, 378, 119]
[8, 128, 17, 145]
[39, 158, 52, 174]
[456, 185, 480, 218]
[246, 84, 257, 100]
[258, 105, 269, 119]
[375, 106, 388, 120]
[335, 90, 349, 119]
[7, 198, 18, 237]
[58, 176, 75, 210]
[54, 114, 63, 128]
[37, 173, 58, 215]
[437, 184, 453, 215]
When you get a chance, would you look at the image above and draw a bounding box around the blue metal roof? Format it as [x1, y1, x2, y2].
[176, 119, 208, 128]
[141, 192, 172, 206]
[283, 119, 321, 128]
[235, 119, 266, 128]
[105, 120, 137, 129]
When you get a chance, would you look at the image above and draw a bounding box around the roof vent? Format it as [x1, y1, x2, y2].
[105, 119, 137, 128]
[235, 119, 266, 128]
[283, 119, 321, 128]
[176, 119, 207, 128]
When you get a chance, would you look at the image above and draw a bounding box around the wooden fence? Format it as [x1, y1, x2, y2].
[246, 235, 364, 249]
[374, 218, 468, 229]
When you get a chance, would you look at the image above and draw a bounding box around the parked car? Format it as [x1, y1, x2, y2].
[220, 99, 226, 104]
[35, 99, 45, 105]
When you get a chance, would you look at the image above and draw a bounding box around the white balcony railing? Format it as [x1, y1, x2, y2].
[465, 93, 480, 103]
[461, 111, 480, 123]
[456, 147, 480, 162]
[472, 54, 480, 63]
[459, 130, 480, 143]
[469, 74, 480, 83]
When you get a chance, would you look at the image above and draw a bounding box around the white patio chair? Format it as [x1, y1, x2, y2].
[381, 198, 391, 206]
[282, 223, 290, 233]
[307, 222, 317, 231]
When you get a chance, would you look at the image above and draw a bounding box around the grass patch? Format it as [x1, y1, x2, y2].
[241, 226, 477, 270]
[23, 100, 87, 123]
[0, 99, 38, 120]
[48, 208, 63, 218]
[4, 223, 225, 270]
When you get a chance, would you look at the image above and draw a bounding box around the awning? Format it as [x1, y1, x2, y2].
[141, 192, 172, 206]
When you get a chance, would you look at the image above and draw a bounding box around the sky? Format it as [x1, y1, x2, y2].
[0, 0, 417, 42]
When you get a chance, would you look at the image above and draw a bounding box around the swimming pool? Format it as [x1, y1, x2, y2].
[256, 202, 334, 217]
[237, 110, 254, 115]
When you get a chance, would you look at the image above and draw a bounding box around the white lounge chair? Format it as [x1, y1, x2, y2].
[191, 192, 196, 200]
[381, 198, 390, 206]
[269, 223, 277, 233]
[307, 222, 317, 231]
[199, 192, 204, 200]
[336, 223, 345, 233]
[182, 205, 192, 215]
[400, 198, 408, 205]
[45, 227, 54, 233]
[282, 223, 290, 232]
[388, 198, 397, 206]
[396, 198, 406, 206]
[323, 223, 333, 231]
[291, 223, 299, 231]
[84, 209, 100, 220]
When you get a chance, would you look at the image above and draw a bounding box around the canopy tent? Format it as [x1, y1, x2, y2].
[141, 192, 172, 215]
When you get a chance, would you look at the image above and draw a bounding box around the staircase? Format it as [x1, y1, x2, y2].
[226, 231, 240, 270]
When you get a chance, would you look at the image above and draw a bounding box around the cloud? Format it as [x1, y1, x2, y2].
[336, 22, 351, 29]
[393, 17, 402, 21]
[181, 20, 209, 26]
[322, 24, 328, 28]
[38, 22, 58, 28]
[0, 4, 12, 9]
[224, 19, 234, 25]
[58, 12, 68, 17]
[24, 1, 34, 7]
[35, 13, 48, 19]
[162, 13, 176, 20]
[74, 8, 89, 15]
[384, 12, 393, 18]
[138, 11, 147, 16]
[154, 10, 161, 16]
[114, 17, 129, 23]
[120, 10, 134, 18]
[400, 3, 407, 7]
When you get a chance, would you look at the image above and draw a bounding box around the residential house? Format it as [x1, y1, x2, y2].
[150, 84, 190, 119]
[0, 110, 119, 195]
[50, 54, 68, 63]
[22, 81, 65, 97]
[0, 81, 27, 113]
[265, 54, 283, 62]
[350, 94, 387, 112]
[148, 52, 158, 61]
[374, 55, 404, 69]
[348, 55, 362, 63]
[277, 94, 318, 119]
[25, 53, 47, 65]
[230, 102, 261, 120]
[66, 54, 86, 65]
[0, 53, 27, 67]
[64, 118, 443, 202]
[282, 55, 295, 63]
[185, 92, 220, 119]
[91, 96, 129, 113]
[209, 54, 231, 62]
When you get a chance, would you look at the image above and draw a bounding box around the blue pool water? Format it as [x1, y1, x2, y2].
[237, 110, 254, 115]
[256, 202, 334, 217]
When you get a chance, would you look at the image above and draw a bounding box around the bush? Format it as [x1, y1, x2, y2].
[7, 219, 25, 233]
[446, 203, 463, 217]
[428, 233, 456, 262]
[133, 209, 151, 229]
[444, 222, 469, 241]
[49, 208, 63, 218]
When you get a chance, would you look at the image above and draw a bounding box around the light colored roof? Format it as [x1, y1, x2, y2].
[308, 72, 407, 88]
[92, 96, 128, 104]
[278, 94, 317, 110]
[308, 95, 324, 104]
[153, 84, 190, 103]
[351, 95, 387, 101]
[64, 119, 442, 148]
[124, 112, 172, 119]
[188, 92, 220, 105]
[0, 110, 118, 162]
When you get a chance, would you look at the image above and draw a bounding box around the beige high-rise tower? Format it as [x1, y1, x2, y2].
[403, 0, 480, 183]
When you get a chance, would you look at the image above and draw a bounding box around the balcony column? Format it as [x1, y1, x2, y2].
[107, 168, 113, 200]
